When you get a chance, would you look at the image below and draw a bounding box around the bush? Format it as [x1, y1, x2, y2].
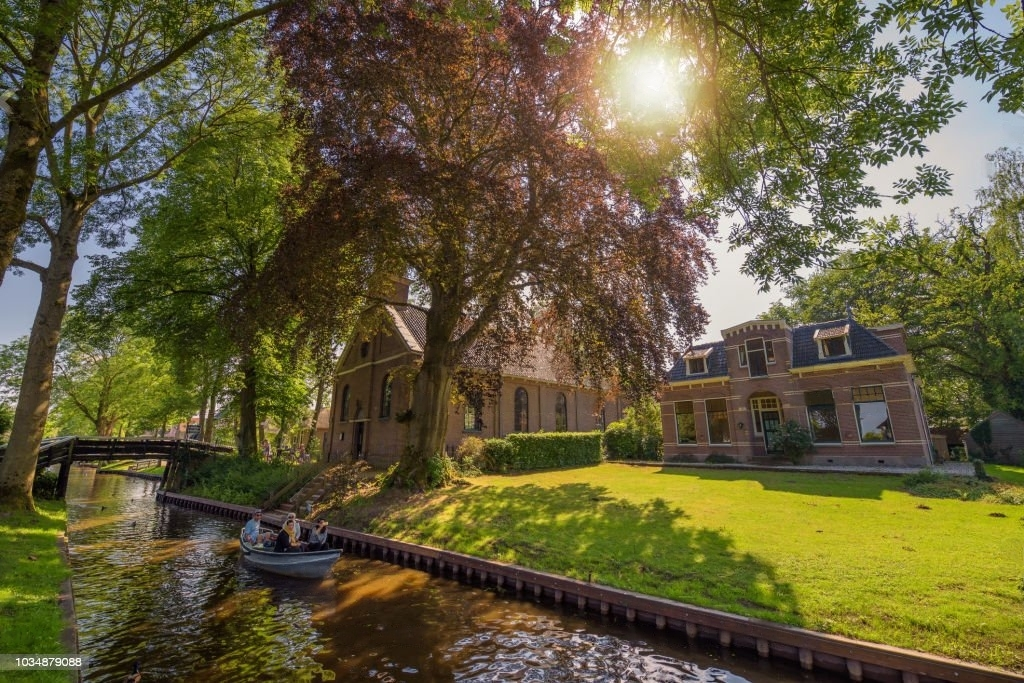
[455, 436, 486, 474]
[973, 459, 990, 481]
[775, 420, 813, 464]
[602, 398, 663, 461]
[32, 468, 60, 500]
[182, 455, 318, 506]
[480, 432, 602, 473]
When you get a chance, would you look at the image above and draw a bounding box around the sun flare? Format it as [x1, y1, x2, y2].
[614, 49, 689, 119]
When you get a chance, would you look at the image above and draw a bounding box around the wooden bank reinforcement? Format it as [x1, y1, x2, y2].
[156, 490, 1022, 683]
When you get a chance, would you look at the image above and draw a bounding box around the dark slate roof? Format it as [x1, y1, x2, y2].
[791, 319, 900, 369]
[667, 341, 728, 382]
[388, 304, 428, 352]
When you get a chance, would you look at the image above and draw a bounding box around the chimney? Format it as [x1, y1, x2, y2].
[391, 276, 411, 305]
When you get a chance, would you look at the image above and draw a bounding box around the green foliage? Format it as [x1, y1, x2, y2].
[602, 398, 663, 461]
[0, 402, 12, 440]
[455, 436, 486, 475]
[426, 453, 460, 488]
[481, 432, 603, 473]
[775, 420, 814, 464]
[973, 459, 990, 481]
[181, 455, 314, 506]
[31, 469, 60, 500]
[970, 419, 994, 460]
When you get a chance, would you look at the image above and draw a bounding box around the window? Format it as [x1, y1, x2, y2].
[853, 385, 893, 442]
[463, 396, 483, 432]
[674, 401, 696, 444]
[360, 341, 370, 358]
[814, 325, 851, 359]
[340, 385, 350, 421]
[379, 374, 392, 418]
[687, 357, 706, 375]
[765, 340, 775, 363]
[514, 387, 529, 432]
[705, 398, 731, 444]
[738, 345, 748, 367]
[805, 390, 841, 443]
[555, 393, 568, 431]
[746, 338, 768, 377]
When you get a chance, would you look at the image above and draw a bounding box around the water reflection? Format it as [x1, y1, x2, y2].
[66, 466, 830, 682]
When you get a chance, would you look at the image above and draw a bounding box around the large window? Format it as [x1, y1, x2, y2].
[555, 393, 568, 431]
[340, 385, 350, 421]
[805, 390, 841, 443]
[514, 387, 529, 432]
[379, 374, 393, 418]
[705, 398, 731, 444]
[674, 401, 696, 444]
[463, 396, 483, 432]
[852, 385, 894, 442]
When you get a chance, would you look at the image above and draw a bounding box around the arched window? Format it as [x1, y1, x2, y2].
[514, 387, 529, 432]
[555, 393, 568, 432]
[340, 385, 350, 421]
[380, 374, 393, 418]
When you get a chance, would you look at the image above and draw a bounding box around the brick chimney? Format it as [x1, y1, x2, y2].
[391, 276, 411, 305]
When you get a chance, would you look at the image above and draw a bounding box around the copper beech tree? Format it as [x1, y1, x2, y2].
[270, 1, 715, 485]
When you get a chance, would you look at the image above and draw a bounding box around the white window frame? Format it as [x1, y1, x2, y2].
[705, 398, 731, 445]
[852, 385, 894, 444]
[686, 357, 707, 375]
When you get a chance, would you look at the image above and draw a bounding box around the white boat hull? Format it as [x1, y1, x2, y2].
[239, 534, 341, 579]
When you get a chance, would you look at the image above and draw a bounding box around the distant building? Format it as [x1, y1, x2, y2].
[324, 280, 624, 469]
[661, 318, 933, 467]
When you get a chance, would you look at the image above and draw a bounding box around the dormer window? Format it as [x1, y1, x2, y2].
[683, 347, 712, 375]
[814, 325, 851, 359]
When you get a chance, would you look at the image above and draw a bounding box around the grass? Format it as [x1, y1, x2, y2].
[339, 463, 1024, 673]
[0, 500, 73, 682]
[990, 464, 1024, 486]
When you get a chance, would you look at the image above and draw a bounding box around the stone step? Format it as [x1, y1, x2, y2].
[278, 502, 294, 512]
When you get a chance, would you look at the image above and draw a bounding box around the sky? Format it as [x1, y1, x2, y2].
[0, 80, 1022, 349]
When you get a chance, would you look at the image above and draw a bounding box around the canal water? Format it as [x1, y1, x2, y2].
[66, 466, 834, 682]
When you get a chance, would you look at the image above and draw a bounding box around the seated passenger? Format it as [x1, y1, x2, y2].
[274, 513, 302, 552]
[307, 518, 329, 551]
[241, 509, 263, 545]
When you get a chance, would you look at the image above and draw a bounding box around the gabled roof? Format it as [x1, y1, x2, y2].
[381, 305, 568, 385]
[791, 319, 899, 368]
[668, 341, 728, 381]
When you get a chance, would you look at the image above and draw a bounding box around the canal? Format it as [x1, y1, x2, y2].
[67, 466, 836, 682]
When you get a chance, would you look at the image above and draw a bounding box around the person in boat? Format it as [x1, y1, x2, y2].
[125, 660, 142, 683]
[242, 509, 269, 546]
[306, 518, 329, 551]
[274, 513, 303, 552]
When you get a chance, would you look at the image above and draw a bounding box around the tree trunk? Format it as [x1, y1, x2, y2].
[197, 393, 209, 442]
[0, 206, 85, 510]
[238, 353, 259, 459]
[203, 389, 217, 443]
[0, 0, 75, 288]
[306, 379, 326, 457]
[398, 344, 454, 487]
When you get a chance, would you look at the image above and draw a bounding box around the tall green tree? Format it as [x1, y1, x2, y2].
[0, 4, 278, 510]
[0, 0, 291, 289]
[81, 109, 300, 459]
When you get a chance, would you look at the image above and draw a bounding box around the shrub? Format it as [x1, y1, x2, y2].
[32, 468, 60, 500]
[973, 459, 990, 481]
[181, 454, 317, 506]
[480, 432, 602, 473]
[969, 419, 994, 460]
[775, 420, 813, 464]
[602, 398, 663, 461]
[904, 468, 944, 487]
[426, 452, 459, 488]
[456, 436, 486, 473]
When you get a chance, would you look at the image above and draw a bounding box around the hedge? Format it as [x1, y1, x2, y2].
[481, 431, 603, 473]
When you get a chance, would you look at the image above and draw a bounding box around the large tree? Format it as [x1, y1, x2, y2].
[765, 147, 1024, 427]
[0, 0, 292, 289]
[79, 109, 300, 459]
[268, 0, 979, 485]
[0, 4, 278, 510]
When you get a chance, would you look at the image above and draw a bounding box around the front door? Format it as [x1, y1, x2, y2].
[762, 411, 781, 453]
[354, 422, 365, 460]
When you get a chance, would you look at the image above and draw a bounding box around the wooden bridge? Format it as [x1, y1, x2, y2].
[0, 437, 234, 496]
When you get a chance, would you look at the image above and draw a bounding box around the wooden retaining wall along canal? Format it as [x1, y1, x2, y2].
[156, 491, 1023, 683]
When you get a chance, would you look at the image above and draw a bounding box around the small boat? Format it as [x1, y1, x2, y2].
[238, 532, 341, 579]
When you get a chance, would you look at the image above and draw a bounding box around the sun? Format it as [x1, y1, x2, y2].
[613, 49, 689, 119]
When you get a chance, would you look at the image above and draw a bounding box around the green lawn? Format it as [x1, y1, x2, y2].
[0, 501, 72, 682]
[990, 463, 1024, 485]
[366, 463, 1024, 673]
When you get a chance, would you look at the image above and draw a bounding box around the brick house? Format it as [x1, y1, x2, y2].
[661, 318, 933, 467]
[324, 281, 624, 468]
